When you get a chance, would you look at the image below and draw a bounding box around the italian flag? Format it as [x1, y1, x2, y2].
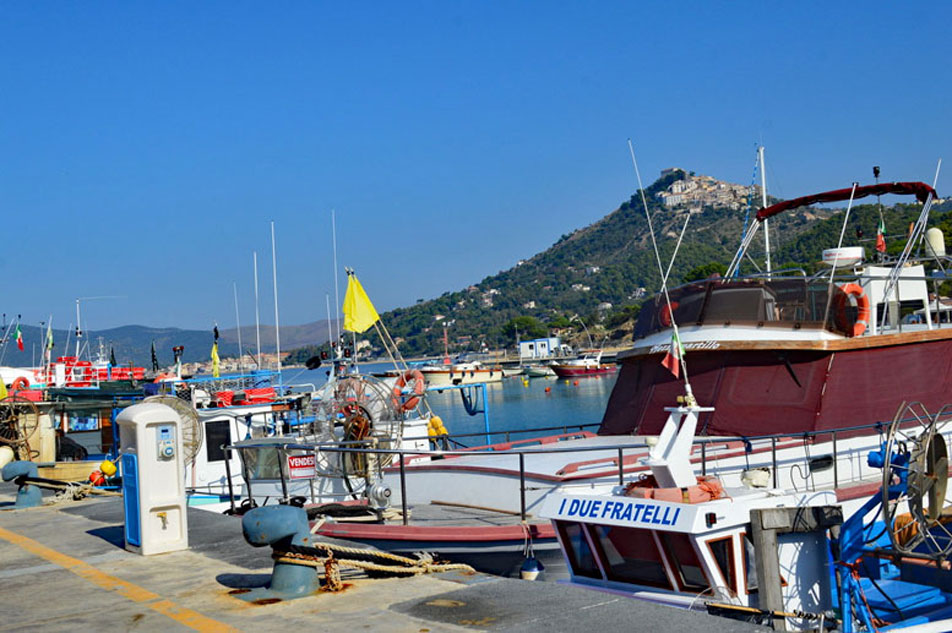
[876, 217, 887, 253]
[14, 324, 23, 351]
[661, 330, 685, 378]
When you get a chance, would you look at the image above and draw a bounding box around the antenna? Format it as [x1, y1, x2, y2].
[627, 139, 694, 401]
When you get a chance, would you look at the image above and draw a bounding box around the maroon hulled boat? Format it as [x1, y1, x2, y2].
[600, 180, 946, 438]
[551, 350, 617, 378]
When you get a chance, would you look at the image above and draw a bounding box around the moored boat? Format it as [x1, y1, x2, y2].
[551, 350, 616, 378]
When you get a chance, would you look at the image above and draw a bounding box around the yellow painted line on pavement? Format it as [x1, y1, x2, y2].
[0, 525, 239, 632]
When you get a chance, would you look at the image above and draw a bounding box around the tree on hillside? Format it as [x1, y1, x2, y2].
[684, 262, 727, 282]
[501, 316, 548, 342]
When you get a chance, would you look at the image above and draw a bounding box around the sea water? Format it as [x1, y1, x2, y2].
[282, 361, 617, 446]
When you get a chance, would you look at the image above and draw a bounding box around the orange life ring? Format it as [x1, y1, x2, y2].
[10, 377, 30, 391]
[391, 369, 425, 412]
[835, 283, 870, 337]
[659, 301, 679, 327]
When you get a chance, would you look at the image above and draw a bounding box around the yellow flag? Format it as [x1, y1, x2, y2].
[211, 341, 220, 378]
[343, 273, 380, 333]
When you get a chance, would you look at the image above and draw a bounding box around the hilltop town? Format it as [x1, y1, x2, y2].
[656, 167, 759, 213]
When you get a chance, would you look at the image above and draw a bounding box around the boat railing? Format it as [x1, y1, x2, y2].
[224, 409, 950, 525]
[400, 421, 601, 447]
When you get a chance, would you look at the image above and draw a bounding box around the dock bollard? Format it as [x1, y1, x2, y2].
[238, 505, 319, 601]
[1, 461, 43, 509]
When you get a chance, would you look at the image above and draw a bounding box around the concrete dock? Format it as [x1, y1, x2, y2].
[0, 484, 765, 632]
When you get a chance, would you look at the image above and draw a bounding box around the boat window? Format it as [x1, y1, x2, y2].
[632, 278, 845, 340]
[238, 445, 284, 480]
[707, 536, 737, 594]
[659, 533, 708, 592]
[743, 534, 758, 593]
[205, 420, 231, 463]
[589, 524, 673, 589]
[556, 522, 601, 579]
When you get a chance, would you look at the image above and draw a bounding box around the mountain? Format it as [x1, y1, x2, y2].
[0, 319, 337, 368]
[359, 171, 951, 357]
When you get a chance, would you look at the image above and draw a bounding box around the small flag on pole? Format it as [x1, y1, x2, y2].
[343, 272, 380, 333]
[211, 341, 220, 378]
[14, 324, 23, 352]
[876, 217, 887, 253]
[661, 329, 685, 378]
[46, 323, 53, 351]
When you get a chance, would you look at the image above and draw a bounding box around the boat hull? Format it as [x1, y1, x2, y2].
[601, 333, 952, 437]
[551, 365, 616, 378]
[422, 367, 503, 387]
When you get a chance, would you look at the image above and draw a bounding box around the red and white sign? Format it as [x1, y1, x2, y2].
[287, 454, 316, 480]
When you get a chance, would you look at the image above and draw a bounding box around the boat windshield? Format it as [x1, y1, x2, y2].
[633, 277, 849, 339]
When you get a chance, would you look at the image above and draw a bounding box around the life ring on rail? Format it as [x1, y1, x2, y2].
[10, 377, 29, 391]
[659, 301, 679, 327]
[624, 474, 725, 504]
[391, 369, 426, 412]
[834, 283, 870, 337]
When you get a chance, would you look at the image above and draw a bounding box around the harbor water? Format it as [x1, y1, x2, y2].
[282, 361, 616, 445]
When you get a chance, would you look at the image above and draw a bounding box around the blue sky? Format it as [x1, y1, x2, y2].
[1, 3, 949, 333]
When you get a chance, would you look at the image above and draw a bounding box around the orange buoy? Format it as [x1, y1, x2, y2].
[88, 470, 106, 486]
[391, 369, 426, 411]
[573, 380, 579, 386]
[835, 283, 871, 337]
[545, 387, 551, 393]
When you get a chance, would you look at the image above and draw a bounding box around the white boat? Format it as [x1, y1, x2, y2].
[419, 361, 503, 387]
[541, 396, 952, 631]
[524, 363, 557, 378]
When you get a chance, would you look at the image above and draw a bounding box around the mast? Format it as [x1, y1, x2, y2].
[325, 294, 335, 379]
[75, 298, 83, 357]
[233, 282, 243, 372]
[331, 209, 342, 347]
[759, 146, 771, 276]
[270, 221, 282, 384]
[253, 251, 262, 369]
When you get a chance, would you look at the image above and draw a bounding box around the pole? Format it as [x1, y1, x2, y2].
[233, 282, 243, 372]
[331, 209, 342, 346]
[75, 298, 82, 357]
[253, 251, 262, 369]
[271, 221, 282, 386]
[760, 146, 771, 276]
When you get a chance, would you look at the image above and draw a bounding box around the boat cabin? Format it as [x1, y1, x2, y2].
[542, 488, 836, 617]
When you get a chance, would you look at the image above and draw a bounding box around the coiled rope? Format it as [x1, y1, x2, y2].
[272, 542, 475, 580]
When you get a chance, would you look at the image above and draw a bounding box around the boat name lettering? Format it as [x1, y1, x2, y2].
[556, 498, 681, 527]
[649, 341, 720, 354]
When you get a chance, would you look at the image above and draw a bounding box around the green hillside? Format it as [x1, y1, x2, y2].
[284, 175, 949, 363]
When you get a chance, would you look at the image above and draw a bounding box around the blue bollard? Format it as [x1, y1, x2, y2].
[237, 505, 320, 601]
[1, 462, 43, 509]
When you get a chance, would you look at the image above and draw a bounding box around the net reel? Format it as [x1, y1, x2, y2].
[308, 374, 404, 498]
[0, 396, 40, 460]
[881, 401, 952, 557]
[143, 394, 203, 463]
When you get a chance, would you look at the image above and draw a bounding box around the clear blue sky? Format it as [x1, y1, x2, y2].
[2, 3, 949, 333]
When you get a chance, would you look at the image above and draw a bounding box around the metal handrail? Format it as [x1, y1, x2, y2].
[226, 410, 952, 525]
